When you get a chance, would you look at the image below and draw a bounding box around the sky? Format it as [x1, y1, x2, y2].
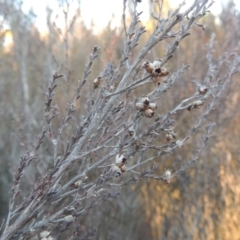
[20, 0, 240, 34]
[3, 0, 240, 46]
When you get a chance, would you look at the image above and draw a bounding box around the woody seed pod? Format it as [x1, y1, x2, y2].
[110, 165, 122, 177]
[128, 127, 135, 136]
[72, 180, 83, 188]
[149, 103, 157, 110]
[187, 100, 204, 111]
[159, 67, 170, 77]
[93, 76, 101, 89]
[144, 108, 155, 118]
[198, 86, 208, 94]
[115, 154, 127, 166]
[143, 61, 154, 73]
[194, 100, 204, 108]
[166, 133, 173, 141]
[152, 67, 162, 77]
[152, 75, 161, 85]
[153, 60, 161, 68]
[40, 232, 50, 238]
[120, 165, 127, 173]
[163, 168, 172, 184]
[136, 102, 144, 110]
[164, 169, 171, 178]
[64, 215, 75, 222]
[141, 97, 150, 105]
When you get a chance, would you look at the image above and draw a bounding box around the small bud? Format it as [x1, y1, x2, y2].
[166, 133, 173, 141]
[109, 85, 115, 92]
[176, 140, 184, 147]
[166, 129, 177, 140]
[149, 103, 157, 110]
[110, 165, 122, 177]
[159, 67, 170, 77]
[187, 100, 204, 111]
[152, 67, 162, 77]
[153, 60, 162, 68]
[144, 108, 155, 118]
[152, 76, 161, 85]
[163, 168, 172, 184]
[40, 231, 50, 238]
[198, 86, 208, 94]
[164, 169, 171, 178]
[120, 165, 127, 173]
[143, 61, 154, 74]
[141, 97, 150, 105]
[93, 76, 101, 89]
[194, 100, 204, 108]
[187, 105, 193, 111]
[128, 127, 135, 137]
[72, 180, 83, 188]
[64, 215, 75, 222]
[115, 154, 127, 167]
[136, 102, 144, 110]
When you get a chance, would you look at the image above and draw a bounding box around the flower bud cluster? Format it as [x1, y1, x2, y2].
[110, 154, 127, 177]
[135, 97, 157, 118]
[143, 60, 170, 85]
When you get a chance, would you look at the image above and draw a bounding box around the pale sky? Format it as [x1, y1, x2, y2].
[20, 0, 240, 34]
[3, 0, 240, 47]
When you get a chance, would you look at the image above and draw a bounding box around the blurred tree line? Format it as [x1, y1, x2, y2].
[0, 0, 239, 239]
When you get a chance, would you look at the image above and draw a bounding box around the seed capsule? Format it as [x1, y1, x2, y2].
[136, 102, 144, 110]
[152, 76, 161, 85]
[198, 86, 208, 94]
[187, 100, 204, 111]
[64, 215, 75, 222]
[115, 154, 127, 167]
[149, 103, 157, 110]
[40, 231, 50, 238]
[110, 165, 122, 177]
[120, 165, 127, 173]
[143, 61, 154, 74]
[166, 133, 173, 141]
[144, 108, 155, 118]
[141, 97, 150, 105]
[194, 100, 204, 108]
[153, 60, 161, 68]
[152, 67, 162, 77]
[72, 180, 83, 188]
[93, 76, 101, 89]
[159, 67, 170, 77]
[163, 168, 172, 184]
